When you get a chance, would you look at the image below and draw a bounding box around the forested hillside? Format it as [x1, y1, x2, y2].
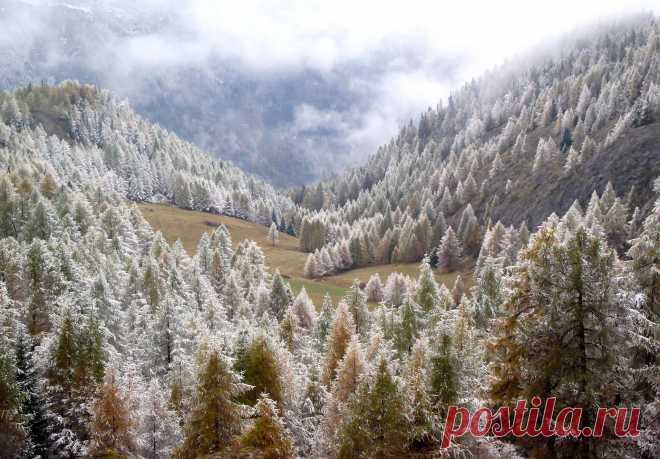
[0, 14, 658, 459]
[0, 0, 401, 186]
[293, 16, 659, 279]
[0, 82, 296, 224]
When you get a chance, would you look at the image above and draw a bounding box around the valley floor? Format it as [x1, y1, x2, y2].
[137, 203, 470, 306]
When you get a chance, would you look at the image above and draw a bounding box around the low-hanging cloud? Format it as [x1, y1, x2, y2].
[112, 0, 660, 72]
[1, 0, 658, 184]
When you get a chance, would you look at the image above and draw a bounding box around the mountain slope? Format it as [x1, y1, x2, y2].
[0, 0, 429, 186]
[489, 120, 659, 226]
[0, 15, 658, 459]
[291, 15, 659, 277]
[0, 81, 296, 223]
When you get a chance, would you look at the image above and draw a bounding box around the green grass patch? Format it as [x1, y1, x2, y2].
[288, 278, 349, 309]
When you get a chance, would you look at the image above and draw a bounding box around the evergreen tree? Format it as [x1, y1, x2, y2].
[365, 274, 384, 303]
[489, 226, 623, 457]
[234, 336, 284, 409]
[415, 255, 440, 311]
[430, 211, 447, 256]
[0, 339, 25, 457]
[268, 222, 279, 247]
[395, 297, 421, 354]
[344, 280, 369, 335]
[177, 350, 247, 458]
[624, 191, 659, 457]
[173, 175, 192, 209]
[45, 312, 105, 457]
[279, 305, 301, 352]
[472, 263, 503, 327]
[270, 271, 293, 320]
[291, 287, 318, 330]
[137, 378, 182, 459]
[436, 226, 463, 271]
[337, 358, 409, 458]
[429, 335, 459, 418]
[14, 330, 48, 458]
[403, 339, 436, 452]
[626, 193, 659, 314]
[603, 197, 629, 250]
[240, 395, 293, 459]
[314, 294, 335, 348]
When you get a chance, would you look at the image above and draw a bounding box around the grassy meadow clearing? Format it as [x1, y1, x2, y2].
[138, 203, 470, 307]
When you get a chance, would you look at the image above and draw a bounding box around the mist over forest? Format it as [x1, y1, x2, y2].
[0, 2, 658, 459]
[0, 0, 470, 185]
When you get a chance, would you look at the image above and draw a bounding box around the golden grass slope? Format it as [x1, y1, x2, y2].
[137, 203, 471, 307]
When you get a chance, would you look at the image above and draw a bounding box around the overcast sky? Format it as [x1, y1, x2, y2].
[122, 0, 659, 140]
[7, 0, 659, 177]
[141, 0, 659, 73]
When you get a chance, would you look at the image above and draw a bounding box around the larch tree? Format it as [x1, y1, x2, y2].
[177, 350, 247, 458]
[211, 224, 234, 268]
[87, 372, 135, 458]
[436, 226, 463, 272]
[428, 335, 459, 419]
[383, 273, 408, 307]
[322, 302, 356, 386]
[331, 337, 366, 405]
[318, 336, 366, 454]
[279, 305, 301, 352]
[415, 255, 440, 311]
[209, 249, 227, 295]
[624, 189, 659, 457]
[344, 280, 369, 335]
[0, 338, 25, 457]
[268, 222, 279, 247]
[240, 395, 293, 459]
[457, 204, 481, 256]
[365, 274, 384, 303]
[451, 275, 465, 306]
[489, 226, 624, 457]
[39, 173, 58, 200]
[234, 335, 285, 410]
[25, 240, 57, 335]
[337, 358, 409, 458]
[270, 271, 293, 320]
[303, 252, 319, 279]
[291, 287, 317, 330]
[0, 21, 658, 459]
[136, 378, 182, 459]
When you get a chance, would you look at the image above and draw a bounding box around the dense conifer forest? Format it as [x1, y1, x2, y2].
[0, 13, 658, 459]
